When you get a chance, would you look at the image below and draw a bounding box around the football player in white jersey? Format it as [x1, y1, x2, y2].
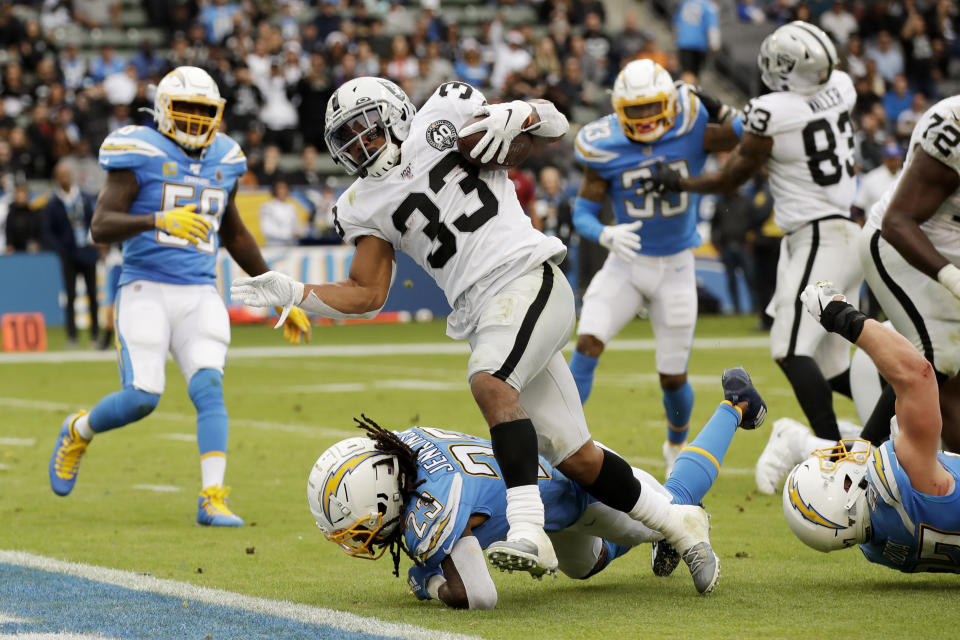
[645, 22, 865, 478]
[858, 94, 960, 451]
[231, 77, 740, 593]
[47, 67, 311, 526]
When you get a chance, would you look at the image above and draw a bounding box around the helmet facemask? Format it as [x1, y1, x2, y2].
[153, 67, 226, 151]
[325, 104, 396, 178]
[611, 60, 677, 143]
[783, 439, 872, 552]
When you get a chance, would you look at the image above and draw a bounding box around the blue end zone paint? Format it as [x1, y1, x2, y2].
[0, 563, 392, 640]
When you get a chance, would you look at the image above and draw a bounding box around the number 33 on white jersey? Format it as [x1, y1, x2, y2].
[744, 70, 857, 233]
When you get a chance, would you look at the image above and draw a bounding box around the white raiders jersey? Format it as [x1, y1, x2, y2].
[332, 82, 565, 338]
[867, 95, 960, 256]
[743, 71, 857, 233]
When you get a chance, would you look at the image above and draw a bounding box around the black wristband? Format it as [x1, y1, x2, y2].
[820, 300, 867, 343]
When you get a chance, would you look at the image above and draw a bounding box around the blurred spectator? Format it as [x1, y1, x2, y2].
[0, 4, 27, 48]
[355, 41, 381, 77]
[421, 0, 448, 43]
[743, 172, 777, 329]
[547, 56, 597, 118]
[223, 65, 264, 135]
[5, 184, 44, 254]
[509, 167, 536, 217]
[0, 101, 14, 140]
[710, 162, 757, 315]
[844, 33, 867, 79]
[737, 0, 766, 24]
[40, 0, 72, 33]
[855, 111, 886, 173]
[45, 161, 99, 347]
[533, 36, 561, 83]
[860, 1, 902, 41]
[583, 12, 616, 86]
[296, 55, 333, 150]
[9, 127, 39, 179]
[882, 73, 914, 127]
[455, 39, 491, 87]
[764, 0, 796, 26]
[90, 45, 126, 84]
[634, 36, 670, 69]
[673, 0, 720, 78]
[103, 64, 139, 106]
[288, 145, 322, 189]
[259, 180, 303, 247]
[73, 0, 121, 30]
[490, 23, 532, 90]
[862, 58, 887, 98]
[532, 166, 572, 273]
[68, 138, 106, 197]
[385, 35, 419, 83]
[254, 144, 284, 187]
[259, 64, 299, 152]
[896, 92, 928, 143]
[201, 0, 240, 45]
[59, 42, 88, 92]
[900, 9, 936, 97]
[852, 140, 902, 223]
[866, 30, 904, 84]
[130, 40, 167, 81]
[820, 2, 857, 47]
[619, 12, 650, 58]
[2, 62, 31, 118]
[383, 0, 416, 37]
[307, 185, 341, 244]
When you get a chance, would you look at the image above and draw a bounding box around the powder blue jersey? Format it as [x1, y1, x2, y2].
[398, 427, 589, 574]
[574, 85, 710, 256]
[859, 440, 960, 573]
[98, 126, 247, 286]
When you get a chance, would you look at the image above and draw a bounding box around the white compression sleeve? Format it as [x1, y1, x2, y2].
[299, 289, 381, 320]
[527, 101, 569, 138]
[449, 536, 497, 610]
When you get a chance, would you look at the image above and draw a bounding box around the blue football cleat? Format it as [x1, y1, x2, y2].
[197, 486, 244, 527]
[49, 411, 90, 496]
[721, 367, 767, 430]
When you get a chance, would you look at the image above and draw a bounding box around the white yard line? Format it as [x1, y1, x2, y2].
[0, 336, 769, 365]
[0, 550, 482, 640]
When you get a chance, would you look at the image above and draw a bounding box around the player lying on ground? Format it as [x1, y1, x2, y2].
[781, 281, 960, 573]
[308, 368, 766, 608]
[47, 66, 310, 526]
[233, 77, 733, 592]
[568, 59, 742, 478]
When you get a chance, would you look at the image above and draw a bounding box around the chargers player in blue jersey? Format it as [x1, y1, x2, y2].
[784, 281, 960, 573]
[306, 372, 766, 608]
[47, 66, 311, 526]
[568, 59, 742, 477]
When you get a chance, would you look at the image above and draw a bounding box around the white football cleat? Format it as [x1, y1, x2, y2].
[663, 440, 684, 480]
[486, 522, 558, 579]
[755, 417, 811, 495]
[658, 504, 720, 594]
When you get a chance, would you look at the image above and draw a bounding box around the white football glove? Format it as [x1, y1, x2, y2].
[937, 264, 960, 301]
[599, 221, 643, 263]
[800, 281, 846, 323]
[231, 271, 305, 328]
[458, 100, 534, 164]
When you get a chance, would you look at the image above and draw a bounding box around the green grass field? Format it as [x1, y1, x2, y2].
[2, 316, 958, 639]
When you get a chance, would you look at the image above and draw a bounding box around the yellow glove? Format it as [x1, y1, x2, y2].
[275, 305, 311, 344]
[155, 204, 212, 246]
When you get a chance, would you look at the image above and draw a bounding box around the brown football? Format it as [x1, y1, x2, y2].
[457, 115, 533, 170]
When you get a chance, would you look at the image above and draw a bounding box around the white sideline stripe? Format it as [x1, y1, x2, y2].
[0, 635, 117, 640]
[0, 398, 355, 440]
[0, 336, 769, 364]
[262, 379, 467, 394]
[0, 438, 36, 446]
[132, 484, 181, 493]
[0, 550, 481, 640]
[0, 613, 33, 624]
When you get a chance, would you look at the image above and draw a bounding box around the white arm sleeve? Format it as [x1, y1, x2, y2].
[299, 262, 396, 320]
[448, 536, 498, 610]
[528, 101, 569, 138]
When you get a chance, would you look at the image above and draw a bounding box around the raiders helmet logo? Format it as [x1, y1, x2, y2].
[426, 119, 457, 151]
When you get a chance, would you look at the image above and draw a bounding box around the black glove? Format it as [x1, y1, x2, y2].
[641, 161, 683, 195]
[691, 86, 735, 124]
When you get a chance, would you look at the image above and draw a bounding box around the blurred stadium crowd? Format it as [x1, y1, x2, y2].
[0, 0, 958, 321]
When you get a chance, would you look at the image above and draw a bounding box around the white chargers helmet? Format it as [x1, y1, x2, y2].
[611, 59, 677, 143]
[153, 66, 225, 150]
[324, 77, 416, 178]
[782, 440, 873, 552]
[758, 21, 838, 95]
[307, 437, 405, 560]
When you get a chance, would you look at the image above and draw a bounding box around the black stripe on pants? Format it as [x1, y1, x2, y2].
[787, 220, 820, 357]
[869, 229, 936, 368]
[493, 263, 554, 382]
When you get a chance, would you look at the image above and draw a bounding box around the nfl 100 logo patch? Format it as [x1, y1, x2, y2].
[426, 120, 458, 151]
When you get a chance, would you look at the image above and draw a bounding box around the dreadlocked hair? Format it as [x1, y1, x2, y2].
[354, 414, 437, 577]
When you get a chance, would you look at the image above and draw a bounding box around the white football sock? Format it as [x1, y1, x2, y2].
[627, 478, 673, 532]
[74, 413, 94, 441]
[505, 485, 545, 531]
[200, 454, 227, 490]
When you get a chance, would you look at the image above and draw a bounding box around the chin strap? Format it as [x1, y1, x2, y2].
[366, 142, 400, 178]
